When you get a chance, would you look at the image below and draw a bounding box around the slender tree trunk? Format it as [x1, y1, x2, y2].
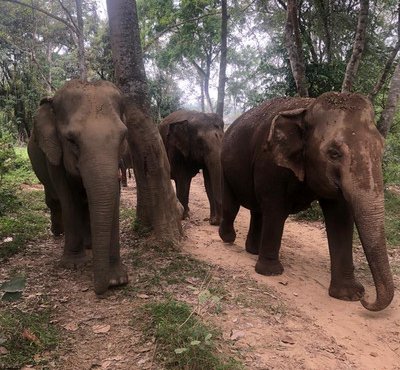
[204, 58, 214, 112]
[285, 0, 309, 97]
[369, 1, 400, 102]
[341, 0, 369, 93]
[377, 62, 400, 138]
[315, 0, 332, 63]
[75, 0, 87, 80]
[216, 0, 228, 118]
[106, 0, 182, 241]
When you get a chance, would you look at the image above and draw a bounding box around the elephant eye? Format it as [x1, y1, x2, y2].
[328, 147, 342, 160]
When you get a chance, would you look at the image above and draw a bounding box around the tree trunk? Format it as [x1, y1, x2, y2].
[106, 0, 182, 241]
[341, 0, 369, 93]
[285, 0, 309, 97]
[75, 0, 87, 80]
[369, 2, 400, 102]
[377, 62, 400, 138]
[315, 0, 332, 63]
[216, 0, 228, 118]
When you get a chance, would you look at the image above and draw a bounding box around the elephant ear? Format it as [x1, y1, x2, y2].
[267, 108, 307, 181]
[168, 120, 190, 158]
[33, 97, 62, 166]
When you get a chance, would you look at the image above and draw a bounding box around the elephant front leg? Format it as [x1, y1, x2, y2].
[175, 175, 192, 219]
[246, 211, 262, 255]
[319, 198, 365, 301]
[219, 177, 239, 243]
[255, 205, 287, 276]
[203, 168, 220, 225]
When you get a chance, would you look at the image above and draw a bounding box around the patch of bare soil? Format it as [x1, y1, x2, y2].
[0, 173, 399, 370]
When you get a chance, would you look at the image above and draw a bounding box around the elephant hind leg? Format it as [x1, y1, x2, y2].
[175, 175, 192, 219]
[219, 177, 239, 243]
[246, 211, 262, 255]
[203, 168, 219, 225]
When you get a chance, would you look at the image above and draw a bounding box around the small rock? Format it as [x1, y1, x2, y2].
[278, 281, 288, 286]
[3, 237, 13, 243]
[137, 294, 150, 299]
[92, 324, 111, 334]
[370, 352, 378, 357]
[293, 292, 298, 297]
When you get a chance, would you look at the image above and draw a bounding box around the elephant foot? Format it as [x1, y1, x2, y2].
[329, 279, 365, 301]
[60, 252, 89, 269]
[109, 262, 129, 287]
[51, 223, 64, 237]
[219, 221, 236, 243]
[209, 215, 221, 226]
[255, 257, 284, 276]
[182, 209, 190, 220]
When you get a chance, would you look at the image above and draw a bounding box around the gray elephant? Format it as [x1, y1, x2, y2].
[28, 80, 128, 294]
[219, 92, 394, 311]
[119, 142, 133, 187]
[159, 110, 224, 225]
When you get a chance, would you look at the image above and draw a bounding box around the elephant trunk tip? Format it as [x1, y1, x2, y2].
[360, 283, 394, 312]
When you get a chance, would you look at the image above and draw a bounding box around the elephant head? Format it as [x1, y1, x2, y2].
[268, 92, 394, 311]
[32, 80, 127, 294]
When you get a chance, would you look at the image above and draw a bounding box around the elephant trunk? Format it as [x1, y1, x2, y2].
[80, 154, 120, 295]
[352, 194, 394, 311]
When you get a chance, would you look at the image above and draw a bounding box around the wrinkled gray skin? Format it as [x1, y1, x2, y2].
[219, 92, 394, 311]
[28, 80, 128, 295]
[159, 110, 224, 225]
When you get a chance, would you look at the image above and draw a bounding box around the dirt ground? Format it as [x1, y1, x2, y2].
[1, 174, 399, 370]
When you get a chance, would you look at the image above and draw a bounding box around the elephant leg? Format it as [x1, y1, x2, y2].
[44, 187, 63, 236]
[203, 168, 218, 225]
[219, 177, 239, 243]
[246, 211, 262, 255]
[109, 191, 128, 288]
[319, 198, 365, 301]
[255, 204, 287, 276]
[175, 174, 191, 219]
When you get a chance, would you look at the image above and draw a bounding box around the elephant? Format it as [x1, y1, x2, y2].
[219, 92, 394, 311]
[28, 79, 128, 295]
[159, 110, 224, 225]
[119, 142, 133, 187]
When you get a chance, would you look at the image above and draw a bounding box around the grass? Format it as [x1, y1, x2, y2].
[0, 308, 59, 369]
[0, 146, 49, 260]
[136, 299, 243, 370]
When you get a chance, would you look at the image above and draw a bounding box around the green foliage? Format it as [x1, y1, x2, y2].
[0, 146, 48, 260]
[142, 299, 242, 369]
[0, 308, 59, 369]
[294, 201, 323, 222]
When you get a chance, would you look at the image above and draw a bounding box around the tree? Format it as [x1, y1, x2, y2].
[341, 0, 369, 93]
[377, 62, 400, 138]
[216, 0, 228, 117]
[284, 0, 308, 97]
[106, 0, 182, 241]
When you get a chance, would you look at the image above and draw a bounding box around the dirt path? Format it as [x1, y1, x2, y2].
[1, 174, 399, 369]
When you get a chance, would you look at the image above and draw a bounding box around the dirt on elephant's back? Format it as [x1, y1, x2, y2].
[1, 174, 399, 370]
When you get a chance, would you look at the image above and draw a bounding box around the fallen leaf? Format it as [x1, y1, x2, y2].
[370, 352, 378, 357]
[22, 329, 40, 344]
[278, 281, 288, 286]
[0, 346, 8, 355]
[281, 335, 295, 345]
[92, 324, 111, 334]
[137, 294, 149, 299]
[230, 330, 245, 341]
[63, 322, 79, 332]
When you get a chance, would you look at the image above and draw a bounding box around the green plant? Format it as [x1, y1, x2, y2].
[293, 201, 323, 222]
[141, 299, 242, 370]
[0, 308, 59, 369]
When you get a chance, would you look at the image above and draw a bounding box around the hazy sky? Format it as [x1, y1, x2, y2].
[96, 0, 107, 19]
